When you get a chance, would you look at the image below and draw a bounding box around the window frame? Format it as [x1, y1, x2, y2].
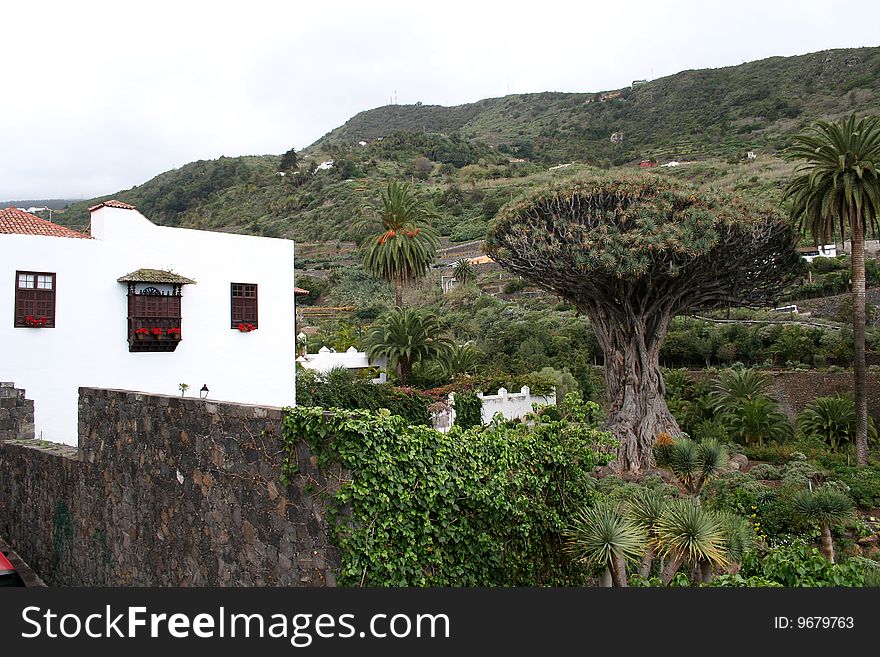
[230, 283, 258, 330]
[14, 270, 56, 328]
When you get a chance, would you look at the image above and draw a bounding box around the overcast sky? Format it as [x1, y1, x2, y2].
[2, 0, 878, 201]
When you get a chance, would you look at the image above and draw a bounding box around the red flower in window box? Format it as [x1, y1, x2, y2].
[237, 323, 256, 332]
[166, 327, 182, 340]
[150, 327, 164, 337]
[24, 315, 48, 327]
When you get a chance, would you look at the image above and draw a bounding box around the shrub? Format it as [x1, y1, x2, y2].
[452, 390, 483, 429]
[295, 367, 431, 425]
[749, 463, 782, 480]
[740, 539, 871, 587]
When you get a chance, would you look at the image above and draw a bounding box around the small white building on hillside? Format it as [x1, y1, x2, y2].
[0, 201, 296, 445]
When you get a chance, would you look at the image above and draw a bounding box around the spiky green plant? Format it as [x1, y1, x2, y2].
[565, 502, 646, 587]
[363, 308, 453, 386]
[711, 368, 771, 410]
[792, 487, 854, 563]
[654, 437, 728, 497]
[784, 114, 880, 467]
[654, 499, 728, 585]
[628, 489, 668, 577]
[720, 397, 791, 446]
[715, 510, 755, 567]
[797, 394, 878, 452]
[360, 181, 440, 307]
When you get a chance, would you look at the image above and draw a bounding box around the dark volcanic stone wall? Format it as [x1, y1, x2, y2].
[0, 382, 35, 441]
[0, 387, 342, 586]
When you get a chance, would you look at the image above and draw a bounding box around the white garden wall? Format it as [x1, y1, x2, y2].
[434, 386, 556, 431]
[0, 205, 295, 444]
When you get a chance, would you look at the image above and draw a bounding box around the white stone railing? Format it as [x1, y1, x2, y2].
[431, 386, 556, 432]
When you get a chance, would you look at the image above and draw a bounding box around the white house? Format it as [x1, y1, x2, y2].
[797, 244, 837, 262]
[0, 201, 296, 445]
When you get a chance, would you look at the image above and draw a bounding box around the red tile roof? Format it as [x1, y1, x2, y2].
[0, 207, 90, 239]
[88, 199, 137, 212]
[294, 287, 310, 296]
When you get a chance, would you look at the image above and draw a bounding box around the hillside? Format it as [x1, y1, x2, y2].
[49, 46, 880, 242]
[316, 47, 880, 163]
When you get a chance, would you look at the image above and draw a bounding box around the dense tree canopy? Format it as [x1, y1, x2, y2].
[486, 174, 801, 471]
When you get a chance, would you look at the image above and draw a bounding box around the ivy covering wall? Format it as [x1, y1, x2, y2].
[281, 406, 615, 586]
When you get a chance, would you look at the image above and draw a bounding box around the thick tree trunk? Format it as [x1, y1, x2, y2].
[591, 309, 682, 472]
[661, 553, 685, 585]
[598, 566, 613, 587]
[639, 546, 655, 578]
[699, 559, 714, 584]
[820, 524, 836, 564]
[610, 555, 628, 587]
[851, 221, 868, 467]
[395, 273, 403, 308]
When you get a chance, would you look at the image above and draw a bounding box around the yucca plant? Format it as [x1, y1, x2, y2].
[654, 437, 728, 497]
[797, 394, 878, 452]
[654, 499, 728, 585]
[792, 487, 854, 563]
[715, 510, 755, 579]
[565, 502, 646, 587]
[628, 489, 669, 577]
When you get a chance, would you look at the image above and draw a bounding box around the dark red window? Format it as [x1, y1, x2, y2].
[231, 283, 258, 329]
[14, 271, 56, 328]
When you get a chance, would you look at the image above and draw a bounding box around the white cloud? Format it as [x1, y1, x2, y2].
[1, 0, 878, 198]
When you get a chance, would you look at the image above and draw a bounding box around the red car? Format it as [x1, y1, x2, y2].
[0, 551, 24, 587]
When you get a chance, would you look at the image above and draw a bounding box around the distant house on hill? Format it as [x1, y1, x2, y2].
[631, 79, 647, 88]
[639, 160, 658, 168]
[0, 202, 296, 444]
[797, 244, 837, 262]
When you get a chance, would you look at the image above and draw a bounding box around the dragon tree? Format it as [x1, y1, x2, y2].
[486, 174, 801, 472]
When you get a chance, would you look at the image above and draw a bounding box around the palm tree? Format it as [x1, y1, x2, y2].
[797, 393, 878, 452]
[720, 397, 791, 447]
[784, 114, 880, 466]
[363, 308, 453, 386]
[792, 488, 854, 563]
[711, 368, 771, 410]
[451, 258, 476, 287]
[360, 181, 441, 307]
[565, 501, 646, 587]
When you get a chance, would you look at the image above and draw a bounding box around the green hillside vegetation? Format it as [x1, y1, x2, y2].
[47, 47, 880, 245]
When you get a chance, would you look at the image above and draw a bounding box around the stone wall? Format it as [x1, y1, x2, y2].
[766, 371, 880, 421]
[0, 387, 342, 586]
[0, 382, 34, 441]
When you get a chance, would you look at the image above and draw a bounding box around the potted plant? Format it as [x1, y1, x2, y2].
[167, 327, 182, 341]
[24, 315, 48, 328]
[134, 327, 151, 341]
[150, 327, 164, 339]
[237, 323, 256, 333]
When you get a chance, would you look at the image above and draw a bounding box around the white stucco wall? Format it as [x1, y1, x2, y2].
[436, 386, 556, 431]
[1, 205, 295, 444]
